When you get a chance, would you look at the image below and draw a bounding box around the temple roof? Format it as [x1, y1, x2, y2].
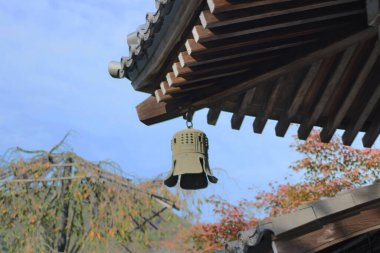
[223, 180, 380, 253]
[109, 0, 380, 147]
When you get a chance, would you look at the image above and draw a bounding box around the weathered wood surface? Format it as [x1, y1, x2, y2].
[274, 207, 380, 253]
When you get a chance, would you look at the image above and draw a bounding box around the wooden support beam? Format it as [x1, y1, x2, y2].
[207, 107, 222, 125]
[362, 106, 380, 147]
[161, 81, 216, 96]
[137, 29, 376, 125]
[136, 96, 186, 125]
[178, 52, 196, 68]
[173, 62, 191, 77]
[200, 10, 220, 29]
[186, 22, 354, 58]
[160, 81, 181, 95]
[202, 0, 361, 29]
[168, 69, 248, 87]
[342, 76, 380, 146]
[275, 117, 292, 138]
[166, 72, 187, 86]
[174, 54, 276, 80]
[185, 39, 206, 55]
[275, 61, 322, 137]
[231, 89, 256, 130]
[180, 40, 315, 69]
[154, 89, 173, 103]
[193, 10, 365, 43]
[253, 77, 284, 133]
[320, 41, 380, 142]
[207, 0, 294, 14]
[298, 45, 357, 140]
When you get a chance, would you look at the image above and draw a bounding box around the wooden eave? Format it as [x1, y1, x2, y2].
[112, 0, 380, 147]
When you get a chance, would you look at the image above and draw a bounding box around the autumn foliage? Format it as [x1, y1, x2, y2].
[0, 132, 378, 253]
[188, 131, 380, 252]
[0, 143, 181, 253]
[189, 196, 258, 253]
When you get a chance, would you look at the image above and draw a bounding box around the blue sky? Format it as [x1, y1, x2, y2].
[1, 0, 378, 221]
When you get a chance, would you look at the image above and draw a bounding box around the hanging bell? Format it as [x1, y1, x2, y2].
[164, 127, 218, 190]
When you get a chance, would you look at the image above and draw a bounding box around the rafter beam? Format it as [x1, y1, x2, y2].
[136, 29, 376, 125]
[186, 22, 355, 58]
[298, 45, 357, 140]
[192, 29, 376, 108]
[193, 10, 365, 44]
[207, 107, 222, 125]
[362, 106, 380, 147]
[161, 81, 181, 95]
[185, 39, 206, 55]
[180, 40, 314, 69]
[154, 89, 173, 103]
[342, 81, 380, 146]
[275, 61, 322, 137]
[231, 89, 256, 130]
[136, 96, 188, 125]
[253, 77, 284, 133]
[207, 0, 301, 14]
[202, 0, 361, 29]
[320, 41, 380, 142]
[161, 81, 216, 96]
[174, 53, 280, 80]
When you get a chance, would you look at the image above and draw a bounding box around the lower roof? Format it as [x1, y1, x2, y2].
[224, 180, 380, 253]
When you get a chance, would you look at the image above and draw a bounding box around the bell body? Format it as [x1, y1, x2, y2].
[164, 128, 217, 190]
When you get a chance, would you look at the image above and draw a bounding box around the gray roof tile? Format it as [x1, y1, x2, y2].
[108, 0, 174, 79]
[222, 180, 380, 253]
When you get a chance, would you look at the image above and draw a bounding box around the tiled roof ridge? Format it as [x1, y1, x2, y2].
[109, 0, 174, 79]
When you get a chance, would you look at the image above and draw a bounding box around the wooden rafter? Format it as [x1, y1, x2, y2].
[231, 88, 256, 130]
[298, 45, 357, 140]
[192, 29, 376, 109]
[275, 61, 322, 137]
[207, 107, 222, 126]
[253, 78, 284, 134]
[136, 29, 376, 126]
[320, 41, 380, 142]
[342, 70, 380, 145]
[186, 22, 357, 58]
[193, 10, 365, 43]
[201, 0, 362, 29]
[207, 0, 295, 14]
[362, 105, 380, 147]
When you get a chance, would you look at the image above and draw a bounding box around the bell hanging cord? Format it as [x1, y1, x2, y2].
[184, 110, 193, 129]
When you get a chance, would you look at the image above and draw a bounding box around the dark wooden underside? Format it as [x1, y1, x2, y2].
[132, 0, 380, 147]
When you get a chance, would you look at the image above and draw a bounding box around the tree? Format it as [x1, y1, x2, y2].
[0, 139, 181, 253]
[188, 131, 380, 252]
[189, 196, 258, 253]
